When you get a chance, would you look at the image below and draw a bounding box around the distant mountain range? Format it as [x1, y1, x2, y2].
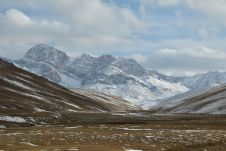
[156, 84, 226, 114]
[12, 44, 226, 109]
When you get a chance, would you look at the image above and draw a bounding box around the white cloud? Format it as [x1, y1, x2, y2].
[1, 0, 226, 75]
[158, 47, 226, 60]
[5, 9, 33, 26]
[142, 0, 226, 24]
[129, 47, 226, 76]
[52, 0, 147, 37]
[140, 0, 183, 7]
[0, 1, 149, 59]
[0, 8, 70, 34]
[157, 0, 183, 6]
[159, 48, 177, 55]
[40, 20, 70, 33]
[0, 8, 71, 58]
[129, 53, 148, 64]
[187, 0, 226, 20]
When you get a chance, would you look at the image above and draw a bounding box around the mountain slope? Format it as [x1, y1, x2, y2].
[168, 71, 226, 90]
[151, 71, 226, 110]
[0, 58, 140, 126]
[14, 44, 188, 109]
[70, 88, 140, 112]
[157, 84, 226, 114]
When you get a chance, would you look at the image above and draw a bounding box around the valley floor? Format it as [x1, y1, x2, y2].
[1, 114, 226, 151]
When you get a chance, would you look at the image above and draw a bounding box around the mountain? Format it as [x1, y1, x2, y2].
[157, 84, 226, 114]
[0, 58, 140, 126]
[152, 71, 226, 110]
[149, 70, 226, 90]
[171, 71, 226, 90]
[14, 44, 188, 109]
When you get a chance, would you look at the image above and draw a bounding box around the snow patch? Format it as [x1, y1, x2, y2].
[59, 73, 81, 88]
[23, 93, 46, 101]
[0, 125, 6, 128]
[125, 149, 142, 151]
[67, 109, 78, 112]
[19, 142, 38, 147]
[67, 148, 78, 151]
[34, 107, 47, 112]
[1, 77, 35, 91]
[0, 116, 26, 123]
[62, 101, 82, 109]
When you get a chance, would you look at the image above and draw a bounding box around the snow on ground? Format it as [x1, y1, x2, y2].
[86, 82, 155, 108]
[19, 142, 38, 147]
[0, 106, 7, 109]
[0, 86, 46, 102]
[125, 149, 142, 151]
[85, 74, 189, 109]
[67, 109, 78, 112]
[100, 66, 189, 109]
[192, 98, 226, 114]
[0, 116, 26, 123]
[13, 46, 192, 109]
[73, 88, 138, 110]
[0, 87, 19, 93]
[117, 128, 153, 131]
[111, 113, 127, 116]
[59, 100, 82, 110]
[104, 65, 124, 75]
[59, 73, 81, 88]
[67, 148, 78, 151]
[23, 93, 46, 101]
[0, 125, 6, 128]
[1, 123, 226, 150]
[34, 107, 48, 112]
[145, 75, 189, 93]
[1, 77, 35, 91]
[65, 126, 82, 129]
[168, 90, 226, 114]
[44, 96, 82, 111]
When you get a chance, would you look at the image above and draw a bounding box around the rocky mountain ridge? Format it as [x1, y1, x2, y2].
[14, 44, 189, 109]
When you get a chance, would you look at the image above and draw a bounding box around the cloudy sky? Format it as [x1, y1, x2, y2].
[0, 0, 226, 76]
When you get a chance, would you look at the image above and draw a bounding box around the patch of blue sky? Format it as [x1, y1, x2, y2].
[104, 0, 140, 13]
[217, 28, 226, 38]
[0, 1, 32, 14]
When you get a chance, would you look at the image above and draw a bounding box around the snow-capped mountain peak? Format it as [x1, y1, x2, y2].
[112, 57, 146, 77]
[24, 43, 69, 68]
[13, 44, 189, 109]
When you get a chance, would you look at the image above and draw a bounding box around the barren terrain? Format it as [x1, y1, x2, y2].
[1, 114, 226, 151]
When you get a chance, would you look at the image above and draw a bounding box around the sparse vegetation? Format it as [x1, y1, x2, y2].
[1, 114, 226, 151]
